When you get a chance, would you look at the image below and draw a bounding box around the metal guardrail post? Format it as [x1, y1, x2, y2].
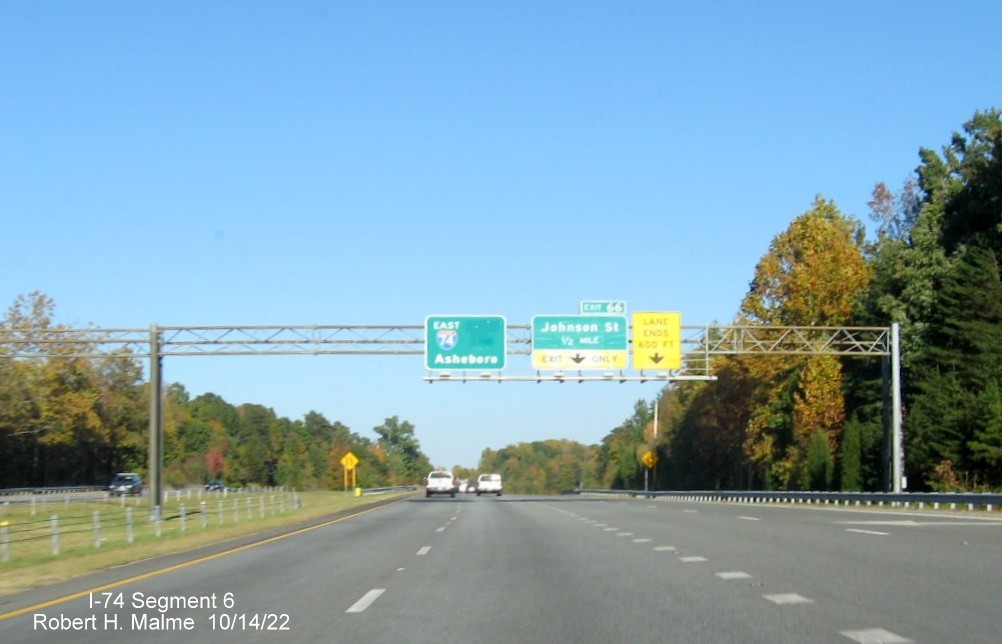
[51, 515, 59, 555]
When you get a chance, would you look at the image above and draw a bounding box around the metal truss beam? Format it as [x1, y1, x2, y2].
[703, 325, 890, 356]
[1, 323, 890, 358]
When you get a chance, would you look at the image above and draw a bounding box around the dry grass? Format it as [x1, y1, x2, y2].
[0, 489, 410, 597]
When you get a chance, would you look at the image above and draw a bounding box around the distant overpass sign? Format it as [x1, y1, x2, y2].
[531, 315, 628, 370]
[632, 311, 682, 370]
[425, 315, 507, 370]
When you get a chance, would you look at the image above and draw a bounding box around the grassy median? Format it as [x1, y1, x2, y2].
[0, 489, 412, 597]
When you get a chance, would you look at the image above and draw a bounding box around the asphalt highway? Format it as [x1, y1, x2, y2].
[2, 494, 1000, 643]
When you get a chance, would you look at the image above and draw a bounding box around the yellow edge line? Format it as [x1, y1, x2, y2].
[0, 499, 401, 621]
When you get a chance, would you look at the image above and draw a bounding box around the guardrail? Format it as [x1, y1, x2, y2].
[360, 485, 419, 495]
[0, 486, 105, 496]
[574, 489, 1002, 512]
[0, 489, 304, 564]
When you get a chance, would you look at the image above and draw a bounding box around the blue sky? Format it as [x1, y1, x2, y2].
[3, 2, 1000, 470]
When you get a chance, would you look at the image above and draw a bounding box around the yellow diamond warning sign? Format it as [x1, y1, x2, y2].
[340, 451, 359, 470]
[632, 312, 682, 370]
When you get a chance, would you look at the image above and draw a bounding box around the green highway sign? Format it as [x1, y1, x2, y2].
[425, 315, 507, 370]
[531, 315, 629, 370]
[579, 300, 626, 315]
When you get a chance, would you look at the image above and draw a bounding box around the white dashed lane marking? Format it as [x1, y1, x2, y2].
[346, 588, 385, 613]
[560, 504, 913, 644]
[764, 593, 813, 605]
[839, 628, 913, 643]
[416, 546, 431, 556]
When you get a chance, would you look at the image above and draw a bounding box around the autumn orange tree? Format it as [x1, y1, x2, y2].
[0, 292, 149, 486]
[739, 197, 872, 490]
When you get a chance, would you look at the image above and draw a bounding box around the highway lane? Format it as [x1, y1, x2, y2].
[2, 495, 1001, 643]
[559, 498, 1002, 642]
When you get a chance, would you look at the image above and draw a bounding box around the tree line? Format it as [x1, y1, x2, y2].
[599, 109, 1002, 493]
[0, 300, 433, 490]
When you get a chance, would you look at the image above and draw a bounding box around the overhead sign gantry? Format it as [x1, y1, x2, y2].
[1, 315, 905, 507]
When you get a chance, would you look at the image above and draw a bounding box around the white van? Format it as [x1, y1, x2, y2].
[425, 471, 457, 498]
[475, 473, 502, 496]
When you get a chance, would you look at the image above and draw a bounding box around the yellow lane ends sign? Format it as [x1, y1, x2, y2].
[632, 312, 682, 370]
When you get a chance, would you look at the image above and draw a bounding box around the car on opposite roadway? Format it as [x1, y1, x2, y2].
[475, 473, 503, 497]
[205, 480, 225, 492]
[425, 470, 457, 498]
[108, 472, 143, 497]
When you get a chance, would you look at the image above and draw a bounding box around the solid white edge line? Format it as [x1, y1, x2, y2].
[346, 588, 386, 613]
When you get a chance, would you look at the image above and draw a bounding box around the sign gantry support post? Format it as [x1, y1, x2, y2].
[891, 322, 903, 492]
[148, 324, 164, 518]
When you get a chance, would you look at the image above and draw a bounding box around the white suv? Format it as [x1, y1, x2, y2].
[475, 473, 503, 496]
[425, 471, 457, 498]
